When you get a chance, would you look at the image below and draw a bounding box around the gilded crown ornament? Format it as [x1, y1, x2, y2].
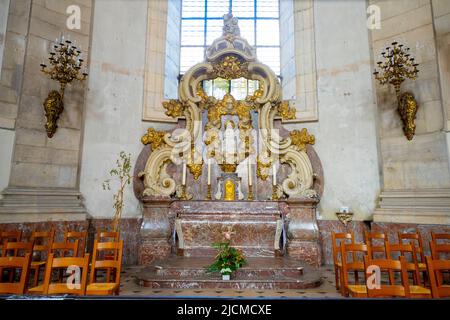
[40, 34, 88, 138]
[373, 42, 420, 140]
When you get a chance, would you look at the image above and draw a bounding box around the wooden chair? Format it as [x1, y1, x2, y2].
[52, 240, 79, 258]
[331, 232, 354, 290]
[398, 232, 427, 284]
[97, 231, 120, 280]
[30, 230, 55, 287]
[385, 242, 430, 298]
[0, 231, 22, 256]
[430, 241, 450, 285]
[97, 231, 120, 242]
[0, 241, 34, 283]
[364, 255, 411, 298]
[65, 231, 87, 257]
[340, 243, 368, 297]
[28, 253, 90, 296]
[365, 231, 387, 258]
[0, 253, 32, 294]
[2, 241, 34, 257]
[430, 241, 450, 260]
[426, 256, 450, 298]
[431, 232, 450, 244]
[87, 240, 123, 295]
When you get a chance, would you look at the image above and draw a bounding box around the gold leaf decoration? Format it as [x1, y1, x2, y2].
[277, 101, 296, 121]
[290, 128, 315, 152]
[187, 163, 203, 180]
[141, 128, 166, 150]
[163, 100, 185, 118]
[398, 92, 418, 141]
[212, 55, 248, 80]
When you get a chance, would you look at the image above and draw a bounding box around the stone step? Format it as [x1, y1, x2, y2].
[135, 256, 322, 290]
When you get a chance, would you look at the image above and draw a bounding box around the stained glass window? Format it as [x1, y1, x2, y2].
[180, 0, 280, 99]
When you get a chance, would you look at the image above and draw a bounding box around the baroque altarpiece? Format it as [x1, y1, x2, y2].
[133, 14, 324, 268]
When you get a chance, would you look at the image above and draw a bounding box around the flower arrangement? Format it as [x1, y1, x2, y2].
[206, 227, 247, 279]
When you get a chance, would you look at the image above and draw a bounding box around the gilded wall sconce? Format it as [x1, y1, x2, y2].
[40, 34, 88, 138]
[373, 42, 419, 140]
[336, 211, 353, 227]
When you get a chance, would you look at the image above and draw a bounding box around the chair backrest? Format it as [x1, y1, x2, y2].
[97, 231, 120, 242]
[65, 231, 87, 257]
[398, 232, 425, 263]
[0, 230, 22, 243]
[0, 253, 32, 294]
[41, 253, 90, 295]
[364, 255, 410, 298]
[31, 230, 55, 262]
[430, 241, 450, 260]
[331, 232, 354, 266]
[365, 231, 387, 258]
[52, 239, 79, 258]
[3, 241, 34, 257]
[431, 232, 450, 244]
[340, 243, 367, 277]
[385, 242, 421, 283]
[89, 240, 124, 285]
[425, 256, 450, 298]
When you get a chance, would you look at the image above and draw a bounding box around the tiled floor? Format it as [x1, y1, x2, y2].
[119, 265, 343, 298]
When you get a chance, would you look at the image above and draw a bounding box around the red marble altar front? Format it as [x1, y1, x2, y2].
[138, 198, 322, 267]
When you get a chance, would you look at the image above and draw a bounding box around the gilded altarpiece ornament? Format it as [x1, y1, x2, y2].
[138, 13, 317, 201]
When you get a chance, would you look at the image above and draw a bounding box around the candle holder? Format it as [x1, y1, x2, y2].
[248, 184, 254, 201]
[40, 35, 88, 138]
[179, 185, 189, 200]
[373, 42, 420, 140]
[205, 184, 212, 200]
[272, 184, 280, 201]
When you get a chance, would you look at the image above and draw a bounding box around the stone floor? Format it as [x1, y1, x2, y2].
[118, 265, 343, 298]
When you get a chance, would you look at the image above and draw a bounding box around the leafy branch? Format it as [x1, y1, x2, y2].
[103, 151, 132, 232]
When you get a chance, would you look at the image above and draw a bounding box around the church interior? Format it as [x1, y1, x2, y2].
[0, 0, 450, 302]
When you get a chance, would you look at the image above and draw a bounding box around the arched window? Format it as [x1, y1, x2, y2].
[180, 0, 280, 99]
[143, 0, 317, 123]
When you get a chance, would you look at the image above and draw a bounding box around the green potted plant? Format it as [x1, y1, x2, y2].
[206, 227, 247, 280]
[102, 151, 132, 232]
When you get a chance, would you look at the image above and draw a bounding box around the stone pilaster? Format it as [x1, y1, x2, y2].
[139, 198, 173, 265]
[285, 199, 321, 267]
[0, 0, 93, 223]
[373, 189, 450, 225]
[0, 187, 87, 223]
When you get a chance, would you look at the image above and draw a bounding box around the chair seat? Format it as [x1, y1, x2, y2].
[347, 285, 367, 297]
[31, 261, 46, 267]
[86, 283, 118, 295]
[417, 263, 426, 270]
[410, 285, 431, 295]
[28, 285, 44, 293]
[336, 262, 342, 267]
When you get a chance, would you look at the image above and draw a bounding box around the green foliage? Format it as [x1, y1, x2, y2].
[103, 151, 132, 231]
[206, 242, 247, 276]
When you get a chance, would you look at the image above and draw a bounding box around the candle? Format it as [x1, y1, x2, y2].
[272, 163, 277, 186]
[207, 158, 212, 185]
[182, 161, 187, 186]
[248, 159, 252, 186]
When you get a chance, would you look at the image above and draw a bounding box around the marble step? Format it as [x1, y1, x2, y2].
[135, 256, 322, 290]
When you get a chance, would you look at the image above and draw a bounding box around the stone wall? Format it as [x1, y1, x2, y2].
[432, 0, 450, 170]
[79, 0, 175, 221]
[370, 0, 450, 224]
[298, 0, 381, 222]
[0, 0, 93, 222]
